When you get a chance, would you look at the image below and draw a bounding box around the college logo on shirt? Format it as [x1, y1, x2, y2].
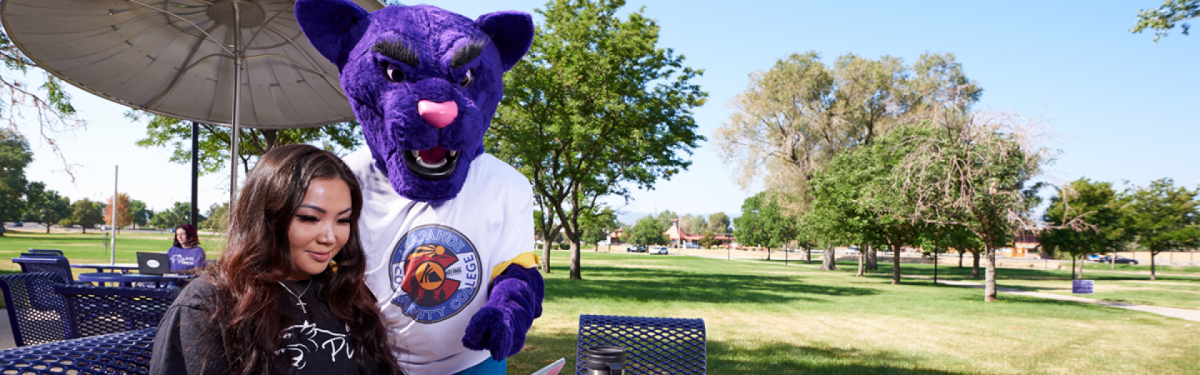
[389, 225, 482, 323]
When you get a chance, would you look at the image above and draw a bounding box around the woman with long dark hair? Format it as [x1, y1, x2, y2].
[168, 223, 205, 273]
[151, 144, 403, 375]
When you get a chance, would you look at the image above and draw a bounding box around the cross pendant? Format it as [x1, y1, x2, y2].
[296, 299, 307, 314]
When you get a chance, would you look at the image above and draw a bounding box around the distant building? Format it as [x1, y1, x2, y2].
[663, 219, 735, 247]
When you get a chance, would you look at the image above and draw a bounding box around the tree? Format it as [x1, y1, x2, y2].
[24, 184, 71, 233]
[102, 193, 133, 231]
[1, 30, 85, 179]
[1040, 178, 1125, 279]
[533, 208, 562, 272]
[1122, 178, 1199, 280]
[201, 202, 229, 232]
[126, 199, 153, 228]
[890, 111, 1054, 302]
[628, 216, 669, 246]
[678, 214, 695, 234]
[487, 0, 707, 280]
[734, 192, 797, 261]
[129, 111, 363, 177]
[65, 199, 104, 234]
[713, 51, 981, 217]
[654, 210, 680, 233]
[806, 131, 931, 281]
[1131, 0, 1199, 42]
[707, 212, 731, 235]
[149, 202, 201, 230]
[0, 129, 32, 235]
[580, 206, 620, 246]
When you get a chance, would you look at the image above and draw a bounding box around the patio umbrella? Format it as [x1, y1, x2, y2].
[1, 0, 384, 198]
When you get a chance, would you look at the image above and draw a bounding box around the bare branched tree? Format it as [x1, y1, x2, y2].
[1, 30, 85, 180]
[888, 108, 1086, 301]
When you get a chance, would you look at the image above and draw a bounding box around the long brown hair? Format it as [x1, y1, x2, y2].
[206, 144, 401, 375]
[173, 223, 199, 248]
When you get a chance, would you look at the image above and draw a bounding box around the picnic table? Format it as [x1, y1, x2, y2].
[0, 328, 156, 374]
[71, 263, 139, 273]
[78, 272, 193, 288]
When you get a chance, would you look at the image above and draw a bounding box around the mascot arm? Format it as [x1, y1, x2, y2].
[462, 263, 545, 361]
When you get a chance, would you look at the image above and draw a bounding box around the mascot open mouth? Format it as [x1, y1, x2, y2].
[403, 146, 460, 180]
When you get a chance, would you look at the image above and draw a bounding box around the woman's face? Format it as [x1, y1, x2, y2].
[287, 178, 353, 281]
[175, 228, 188, 246]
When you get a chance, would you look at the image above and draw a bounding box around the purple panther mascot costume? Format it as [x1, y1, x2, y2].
[295, 1, 543, 374]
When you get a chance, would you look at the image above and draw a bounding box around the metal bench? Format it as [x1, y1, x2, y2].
[0, 328, 156, 374]
[576, 314, 707, 375]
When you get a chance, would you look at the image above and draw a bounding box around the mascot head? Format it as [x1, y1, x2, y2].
[296, 0, 533, 203]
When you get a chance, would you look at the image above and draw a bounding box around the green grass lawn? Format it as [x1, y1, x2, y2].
[836, 259, 1200, 310]
[0, 231, 225, 272]
[510, 252, 1198, 374]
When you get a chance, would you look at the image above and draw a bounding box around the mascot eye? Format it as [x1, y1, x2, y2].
[385, 62, 405, 82]
[459, 69, 475, 87]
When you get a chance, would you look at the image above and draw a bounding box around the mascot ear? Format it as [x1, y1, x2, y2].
[476, 11, 534, 72]
[296, 0, 369, 68]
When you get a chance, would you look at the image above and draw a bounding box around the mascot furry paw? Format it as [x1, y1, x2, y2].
[296, 1, 543, 373]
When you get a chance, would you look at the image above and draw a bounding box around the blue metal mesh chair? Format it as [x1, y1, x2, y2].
[54, 284, 177, 339]
[0, 273, 72, 347]
[576, 315, 707, 375]
[0, 328, 156, 374]
[11, 256, 75, 284]
[27, 249, 64, 256]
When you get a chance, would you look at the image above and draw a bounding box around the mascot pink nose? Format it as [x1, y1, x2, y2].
[417, 100, 458, 129]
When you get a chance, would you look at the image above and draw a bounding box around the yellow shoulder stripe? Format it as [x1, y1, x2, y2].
[490, 252, 541, 283]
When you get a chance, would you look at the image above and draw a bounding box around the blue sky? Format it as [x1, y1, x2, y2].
[18, 0, 1199, 222]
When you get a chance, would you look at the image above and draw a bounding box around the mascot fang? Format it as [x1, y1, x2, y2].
[296, 1, 544, 374]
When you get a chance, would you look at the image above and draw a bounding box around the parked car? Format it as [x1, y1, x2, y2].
[651, 246, 669, 255]
[845, 246, 860, 255]
[684, 243, 701, 249]
[626, 245, 645, 253]
[12, 221, 22, 227]
[1086, 254, 1102, 262]
[1098, 256, 1139, 265]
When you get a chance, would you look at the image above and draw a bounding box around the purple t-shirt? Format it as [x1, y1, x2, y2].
[167, 246, 206, 272]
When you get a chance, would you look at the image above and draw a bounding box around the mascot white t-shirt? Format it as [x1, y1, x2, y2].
[346, 149, 539, 375]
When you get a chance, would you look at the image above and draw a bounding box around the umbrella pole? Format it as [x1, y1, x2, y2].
[191, 121, 199, 228]
[110, 166, 118, 265]
[228, 6, 243, 208]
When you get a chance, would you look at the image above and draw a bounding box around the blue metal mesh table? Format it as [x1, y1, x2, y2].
[576, 314, 707, 375]
[0, 328, 156, 375]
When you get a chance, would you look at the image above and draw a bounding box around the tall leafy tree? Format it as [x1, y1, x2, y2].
[65, 198, 104, 234]
[627, 216, 669, 247]
[488, 0, 707, 280]
[126, 199, 153, 228]
[733, 192, 796, 261]
[149, 202, 201, 230]
[1131, 0, 1199, 42]
[201, 202, 229, 232]
[713, 51, 980, 216]
[1040, 178, 1126, 279]
[806, 129, 930, 281]
[102, 193, 133, 230]
[689, 215, 707, 235]
[24, 183, 71, 233]
[129, 111, 363, 176]
[1122, 178, 1199, 280]
[706, 212, 731, 235]
[580, 206, 620, 246]
[0, 129, 32, 235]
[654, 210, 679, 232]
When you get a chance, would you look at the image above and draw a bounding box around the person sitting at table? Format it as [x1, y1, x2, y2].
[150, 145, 403, 375]
[168, 223, 206, 273]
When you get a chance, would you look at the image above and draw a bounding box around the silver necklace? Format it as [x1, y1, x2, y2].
[277, 280, 312, 314]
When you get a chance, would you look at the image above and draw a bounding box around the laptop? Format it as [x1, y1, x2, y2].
[137, 252, 171, 275]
